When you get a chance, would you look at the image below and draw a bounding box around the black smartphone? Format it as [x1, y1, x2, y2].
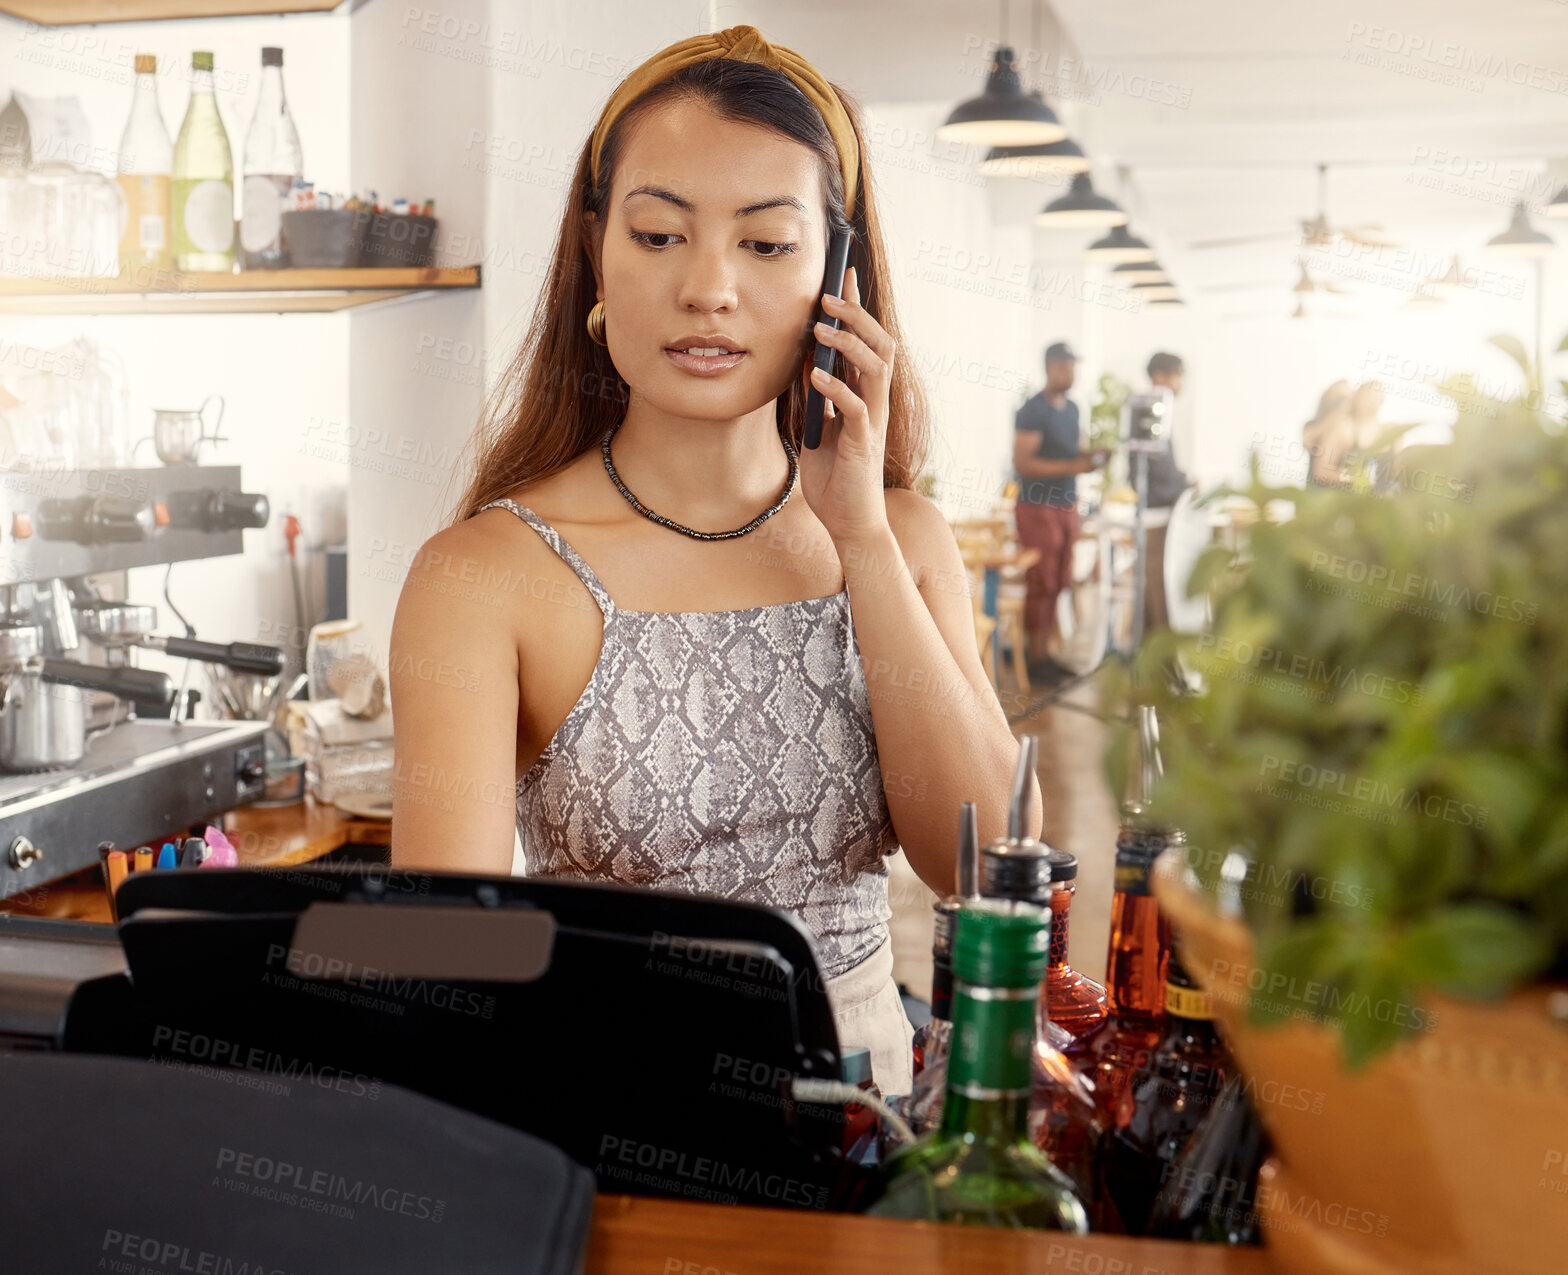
[804, 226, 855, 450]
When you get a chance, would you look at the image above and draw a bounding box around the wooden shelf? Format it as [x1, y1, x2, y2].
[0, 0, 345, 22]
[0, 265, 480, 315]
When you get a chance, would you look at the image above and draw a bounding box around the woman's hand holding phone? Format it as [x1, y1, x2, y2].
[798, 263, 898, 548]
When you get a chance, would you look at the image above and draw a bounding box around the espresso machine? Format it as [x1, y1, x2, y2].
[0, 463, 281, 901]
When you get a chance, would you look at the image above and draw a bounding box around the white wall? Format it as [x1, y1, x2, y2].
[345, 0, 490, 656]
[345, 0, 711, 660]
[860, 101, 1030, 520]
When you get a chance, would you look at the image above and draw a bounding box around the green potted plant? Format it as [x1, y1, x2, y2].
[1089, 370, 1133, 451]
[1116, 336, 1568, 1275]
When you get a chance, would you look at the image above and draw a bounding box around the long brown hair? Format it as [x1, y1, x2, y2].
[451, 56, 931, 525]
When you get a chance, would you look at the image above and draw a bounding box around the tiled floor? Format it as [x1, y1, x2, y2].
[887, 672, 1120, 1000]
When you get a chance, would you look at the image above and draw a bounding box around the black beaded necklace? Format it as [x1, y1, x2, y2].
[600, 418, 799, 542]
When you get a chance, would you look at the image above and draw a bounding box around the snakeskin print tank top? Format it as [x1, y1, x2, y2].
[480, 498, 898, 979]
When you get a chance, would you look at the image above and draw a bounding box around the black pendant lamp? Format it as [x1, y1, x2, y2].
[1037, 173, 1127, 228]
[1110, 260, 1168, 285]
[1086, 224, 1156, 263]
[979, 134, 1090, 177]
[1487, 201, 1554, 256]
[940, 3, 1066, 146]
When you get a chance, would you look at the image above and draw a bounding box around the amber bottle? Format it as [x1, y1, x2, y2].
[1066, 704, 1173, 1122]
[1103, 949, 1232, 1235]
[1043, 850, 1108, 1040]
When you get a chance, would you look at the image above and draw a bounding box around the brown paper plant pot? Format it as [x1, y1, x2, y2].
[1151, 849, 1568, 1275]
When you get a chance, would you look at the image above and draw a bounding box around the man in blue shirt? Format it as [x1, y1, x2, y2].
[1012, 342, 1108, 679]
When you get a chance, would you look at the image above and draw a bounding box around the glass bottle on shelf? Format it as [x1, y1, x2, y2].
[241, 46, 302, 270]
[0, 93, 31, 170]
[116, 53, 173, 278]
[863, 899, 1090, 1233]
[172, 51, 234, 272]
[1043, 849, 1108, 1040]
[1146, 1074, 1270, 1245]
[1103, 947, 1233, 1235]
[1067, 704, 1174, 1123]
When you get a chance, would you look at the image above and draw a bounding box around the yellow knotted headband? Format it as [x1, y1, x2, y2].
[589, 25, 860, 222]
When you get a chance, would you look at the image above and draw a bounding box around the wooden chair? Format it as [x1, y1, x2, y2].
[995, 547, 1039, 693]
[955, 528, 1038, 693]
[954, 541, 999, 689]
[973, 606, 998, 685]
[995, 593, 1029, 691]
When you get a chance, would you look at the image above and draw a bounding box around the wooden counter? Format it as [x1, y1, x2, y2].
[0, 793, 389, 924]
[585, 1194, 1277, 1274]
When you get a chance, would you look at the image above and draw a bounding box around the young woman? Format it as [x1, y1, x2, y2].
[389, 26, 1041, 1094]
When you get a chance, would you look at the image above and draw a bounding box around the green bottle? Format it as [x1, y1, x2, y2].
[864, 899, 1090, 1231]
[172, 51, 234, 272]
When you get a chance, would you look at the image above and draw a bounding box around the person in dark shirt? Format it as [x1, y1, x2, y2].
[1140, 352, 1197, 634]
[1142, 352, 1192, 509]
[1012, 341, 1108, 678]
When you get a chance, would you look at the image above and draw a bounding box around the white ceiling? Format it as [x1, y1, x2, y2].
[727, 0, 1568, 294]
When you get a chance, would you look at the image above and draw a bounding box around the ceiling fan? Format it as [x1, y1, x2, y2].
[1201, 260, 1353, 296]
[1189, 163, 1399, 251]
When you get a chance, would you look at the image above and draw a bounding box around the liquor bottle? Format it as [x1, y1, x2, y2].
[904, 802, 976, 1137]
[827, 1045, 887, 1214]
[911, 895, 956, 1079]
[974, 736, 1083, 1055]
[1067, 704, 1173, 1123]
[0, 93, 31, 170]
[172, 51, 234, 272]
[913, 801, 975, 1076]
[1147, 1075, 1270, 1245]
[1030, 1004, 1119, 1232]
[240, 46, 303, 269]
[863, 899, 1090, 1232]
[116, 54, 173, 277]
[1103, 948, 1232, 1235]
[904, 747, 1098, 1173]
[1044, 850, 1108, 1040]
[974, 738, 1113, 1227]
[904, 894, 955, 1137]
[840, 1046, 882, 1169]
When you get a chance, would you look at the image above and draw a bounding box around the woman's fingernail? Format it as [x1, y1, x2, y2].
[814, 320, 832, 334]
[811, 366, 829, 383]
[822, 293, 842, 306]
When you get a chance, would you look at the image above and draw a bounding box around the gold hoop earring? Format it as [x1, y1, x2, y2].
[586, 300, 608, 346]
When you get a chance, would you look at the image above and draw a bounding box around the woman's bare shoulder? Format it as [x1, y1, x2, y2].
[391, 503, 557, 638]
[411, 504, 540, 580]
[420, 452, 601, 568]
